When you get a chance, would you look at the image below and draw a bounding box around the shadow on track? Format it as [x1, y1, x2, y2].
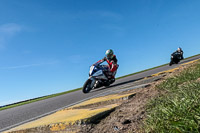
[91, 77, 144, 93]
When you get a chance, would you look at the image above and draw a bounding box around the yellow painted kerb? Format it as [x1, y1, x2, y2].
[5, 104, 118, 133]
[70, 92, 136, 109]
[5, 92, 136, 133]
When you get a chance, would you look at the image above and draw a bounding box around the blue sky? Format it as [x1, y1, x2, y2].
[0, 0, 200, 105]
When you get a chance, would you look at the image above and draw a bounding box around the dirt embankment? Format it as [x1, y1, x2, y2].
[79, 81, 160, 133]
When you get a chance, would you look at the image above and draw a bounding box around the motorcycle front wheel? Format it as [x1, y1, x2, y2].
[169, 61, 173, 66]
[82, 79, 92, 93]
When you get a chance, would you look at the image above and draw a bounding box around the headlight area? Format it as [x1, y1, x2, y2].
[89, 66, 98, 76]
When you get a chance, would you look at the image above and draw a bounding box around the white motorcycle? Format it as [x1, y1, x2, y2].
[82, 62, 116, 93]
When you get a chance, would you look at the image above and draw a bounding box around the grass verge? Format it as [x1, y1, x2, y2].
[144, 61, 200, 132]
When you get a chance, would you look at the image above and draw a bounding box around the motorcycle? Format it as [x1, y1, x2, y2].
[82, 62, 116, 93]
[169, 52, 183, 66]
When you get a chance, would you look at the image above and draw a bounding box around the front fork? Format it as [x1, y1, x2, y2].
[89, 77, 96, 89]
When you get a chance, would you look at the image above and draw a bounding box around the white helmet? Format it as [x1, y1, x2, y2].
[177, 47, 182, 52]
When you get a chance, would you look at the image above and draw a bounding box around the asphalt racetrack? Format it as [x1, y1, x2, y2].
[0, 55, 200, 132]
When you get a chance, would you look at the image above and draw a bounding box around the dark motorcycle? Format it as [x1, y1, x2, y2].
[169, 52, 183, 66]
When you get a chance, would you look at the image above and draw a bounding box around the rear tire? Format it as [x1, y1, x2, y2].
[109, 78, 115, 84]
[104, 81, 110, 87]
[82, 79, 92, 93]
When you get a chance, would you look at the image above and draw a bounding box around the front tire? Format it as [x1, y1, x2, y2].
[82, 79, 92, 93]
[169, 61, 173, 66]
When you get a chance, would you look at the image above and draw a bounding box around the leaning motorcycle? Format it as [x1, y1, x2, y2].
[169, 52, 182, 66]
[82, 62, 116, 93]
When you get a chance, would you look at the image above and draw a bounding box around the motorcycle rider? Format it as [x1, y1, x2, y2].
[170, 47, 184, 66]
[96, 49, 118, 81]
[171, 47, 184, 60]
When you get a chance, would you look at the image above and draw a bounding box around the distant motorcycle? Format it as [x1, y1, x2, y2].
[169, 52, 183, 66]
[82, 62, 116, 93]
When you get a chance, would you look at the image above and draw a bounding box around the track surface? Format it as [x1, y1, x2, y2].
[0, 55, 200, 132]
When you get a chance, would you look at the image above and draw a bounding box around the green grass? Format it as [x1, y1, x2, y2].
[144, 61, 200, 133]
[0, 53, 199, 111]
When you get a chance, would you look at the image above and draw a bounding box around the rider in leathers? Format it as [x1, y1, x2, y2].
[171, 47, 184, 60]
[96, 49, 118, 81]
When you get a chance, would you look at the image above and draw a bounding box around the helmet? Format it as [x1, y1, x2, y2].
[177, 47, 182, 52]
[105, 49, 114, 59]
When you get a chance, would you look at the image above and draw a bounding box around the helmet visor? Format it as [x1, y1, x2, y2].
[106, 53, 113, 59]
